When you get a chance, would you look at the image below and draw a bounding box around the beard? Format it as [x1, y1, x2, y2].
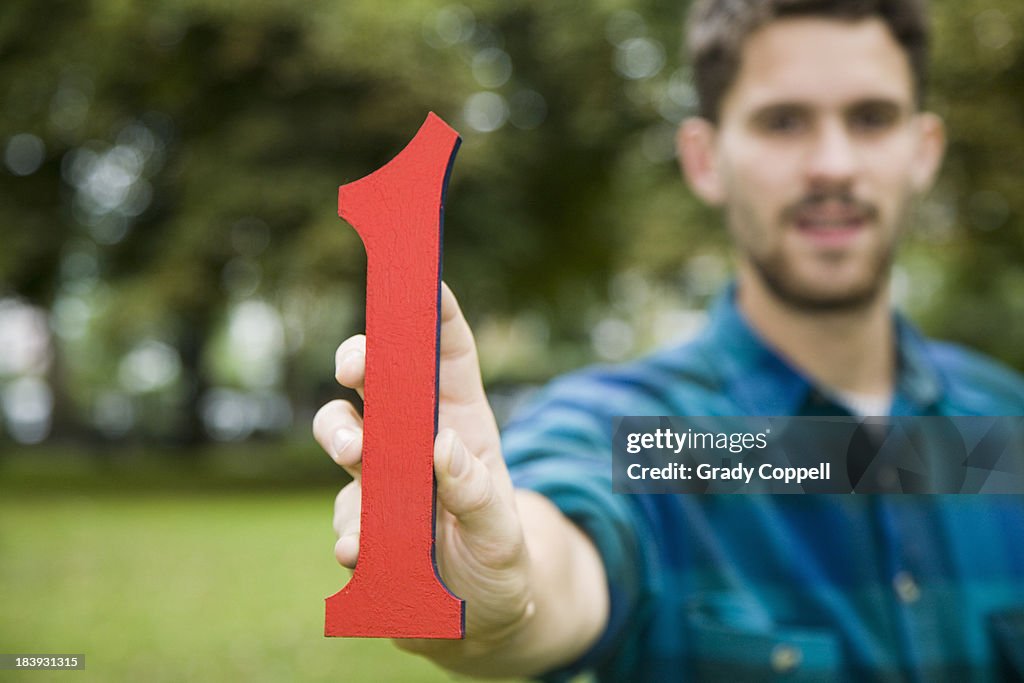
[729, 188, 905, 313]
[748, 247, 893, 312]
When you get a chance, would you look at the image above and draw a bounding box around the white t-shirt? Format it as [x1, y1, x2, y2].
[827, 388, 892, 418]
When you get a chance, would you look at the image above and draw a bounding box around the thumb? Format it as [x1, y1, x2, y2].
[434, 429, 522, 560]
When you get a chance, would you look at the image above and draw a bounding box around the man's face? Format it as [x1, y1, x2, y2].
[686, 18, 943, 311]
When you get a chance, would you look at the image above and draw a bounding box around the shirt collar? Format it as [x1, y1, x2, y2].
[890, 316, 944, 415]
[700, 283, 944, 416]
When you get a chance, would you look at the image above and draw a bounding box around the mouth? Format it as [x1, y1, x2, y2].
[790, 202, 873, 248]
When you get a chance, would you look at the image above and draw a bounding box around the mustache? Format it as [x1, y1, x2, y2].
[780, 190, 879, 223]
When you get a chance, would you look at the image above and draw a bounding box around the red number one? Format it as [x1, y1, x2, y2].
[325, 113, 465, 639]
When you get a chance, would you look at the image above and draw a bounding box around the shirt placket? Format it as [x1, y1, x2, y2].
[873, 496, 928, 682]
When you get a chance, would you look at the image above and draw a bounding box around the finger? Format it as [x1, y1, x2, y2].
[393, 636, 449, 657]
[332, 479, 362, 536]
[439, 283, 476, 362]
[433, 428, 523, 568]
[436, 284, 507, 479]
[437, 283, 489, 408]
[333, 480, 362, 569]
[312, 399, 364, 479]
[334, 335, 366, 399]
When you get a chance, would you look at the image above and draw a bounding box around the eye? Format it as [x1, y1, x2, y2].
[847, 102, 901, 133]
[753, 106, 809, 135]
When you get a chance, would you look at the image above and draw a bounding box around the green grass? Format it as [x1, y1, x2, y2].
[0, 487, 527, 682]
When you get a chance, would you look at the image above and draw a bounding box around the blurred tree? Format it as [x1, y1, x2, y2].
[922, 0, 1024, 369]
[1, 0, 1021, 446]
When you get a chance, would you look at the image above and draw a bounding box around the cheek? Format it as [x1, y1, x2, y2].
[722, 142, 799, 201]
[862, 137, 920, 194]
[864, 164, 917, 224]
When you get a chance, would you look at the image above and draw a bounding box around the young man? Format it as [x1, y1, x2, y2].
[314, 0, 1024, 679]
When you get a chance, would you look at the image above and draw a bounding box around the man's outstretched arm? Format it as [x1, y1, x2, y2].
[312, 283, 608, 678]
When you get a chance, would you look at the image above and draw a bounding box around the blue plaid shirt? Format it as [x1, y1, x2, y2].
[503, 286, 1024, 682]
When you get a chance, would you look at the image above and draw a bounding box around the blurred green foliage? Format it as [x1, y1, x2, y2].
[0, 0, 1021, 446]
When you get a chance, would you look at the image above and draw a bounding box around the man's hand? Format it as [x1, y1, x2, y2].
[312, 283, 608, 677]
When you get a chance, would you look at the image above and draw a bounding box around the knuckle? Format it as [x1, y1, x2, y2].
[333, 509, 360, 539]
[471, 528, 526, 570]
[311, 405, 330, 435]
[335, 336, 367, 365]
[393, 638, 448, 656]
[494, 539, 527, 569]
[341, 517, 360, 537]
[459, 479, 496, 518]
[335, 480, 360, 509]
[313, 399, 345, 430]
[313, 400, 358, 437]
[337, 334, 366, 352]
[333, 537, 358, 568]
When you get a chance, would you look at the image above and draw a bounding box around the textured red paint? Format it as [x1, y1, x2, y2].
[325, 113, 465, 639]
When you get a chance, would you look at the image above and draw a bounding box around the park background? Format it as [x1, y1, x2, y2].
[1, 0, 1021, 680]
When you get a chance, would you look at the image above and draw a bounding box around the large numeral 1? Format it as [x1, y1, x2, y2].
[325, 113, 465, 639]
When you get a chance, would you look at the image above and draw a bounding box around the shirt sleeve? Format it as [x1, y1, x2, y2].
[501, 378, 653, 681]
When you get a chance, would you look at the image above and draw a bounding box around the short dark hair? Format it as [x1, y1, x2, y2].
[686, 0, 930, 122]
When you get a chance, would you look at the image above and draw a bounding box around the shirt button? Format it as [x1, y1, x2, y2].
[893, 571, 921, 604]
[770, 643, 803, 673]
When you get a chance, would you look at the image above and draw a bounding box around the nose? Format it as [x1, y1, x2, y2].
[806, 119, 858, 187]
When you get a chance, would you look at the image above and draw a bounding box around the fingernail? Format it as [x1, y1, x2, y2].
[332, 429, 355, 459]
[448, 435, 468, 478]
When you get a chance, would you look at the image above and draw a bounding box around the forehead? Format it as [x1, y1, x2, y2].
[720, 17, 915, 117]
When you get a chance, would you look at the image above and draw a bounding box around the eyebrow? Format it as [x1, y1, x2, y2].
[747, 97, 911, 121]
[844, 98, 908, 116]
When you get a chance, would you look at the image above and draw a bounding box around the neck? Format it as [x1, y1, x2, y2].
[735, 268, 896, 397]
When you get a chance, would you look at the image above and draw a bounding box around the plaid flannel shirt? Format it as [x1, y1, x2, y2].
[503, 285, 1024, 682]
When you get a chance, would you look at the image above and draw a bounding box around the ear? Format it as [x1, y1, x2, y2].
[909, 112, 945, 193]
[677, 117, 725, 206]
